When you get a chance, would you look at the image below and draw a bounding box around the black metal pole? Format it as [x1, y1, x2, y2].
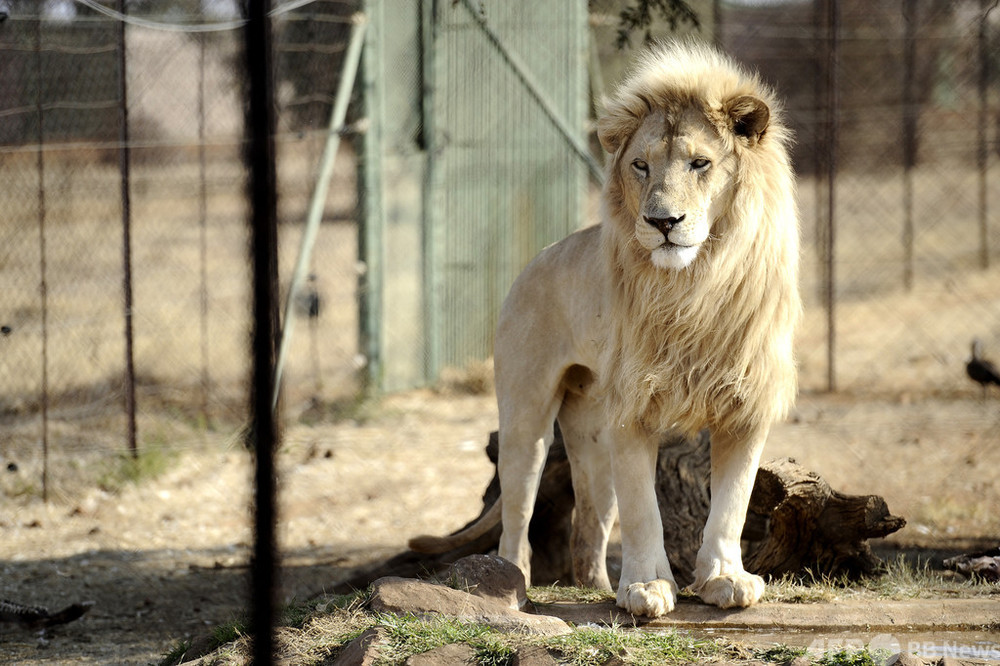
[116, 0, 138, 458]
[244, 1, 280, 663]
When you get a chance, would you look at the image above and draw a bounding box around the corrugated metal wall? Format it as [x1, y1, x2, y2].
[362, 0, 590, 392]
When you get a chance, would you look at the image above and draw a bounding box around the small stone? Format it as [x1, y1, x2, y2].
[369, 577, 570, 636]
[886, 653, 932, 666]
[326, 627, 386, 666]
[512, 645, 561, 665]
[437, 554, 528, 609]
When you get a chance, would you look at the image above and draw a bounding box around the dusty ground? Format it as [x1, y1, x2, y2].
[1, 387, 999, 665]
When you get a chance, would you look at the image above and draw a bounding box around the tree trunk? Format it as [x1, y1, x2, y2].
[334, 428, 905, 593]
[743, 456, 907, 579]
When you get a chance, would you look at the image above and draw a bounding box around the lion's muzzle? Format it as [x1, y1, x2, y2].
[644, 214, 686, 237]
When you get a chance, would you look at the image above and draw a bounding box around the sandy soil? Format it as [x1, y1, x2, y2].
[1, 387, 999, 665]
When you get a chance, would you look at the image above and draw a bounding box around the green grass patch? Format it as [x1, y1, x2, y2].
[753, 644, 810, 663]
[97, 442, 176, 493]
[156, 640, 191, 666]
[163, 572, 997, 666]
[376, 613, 516, 665]
[817, 646, 892, 666]
[549, 625, 719, 666]
[527, 584, 616, 605]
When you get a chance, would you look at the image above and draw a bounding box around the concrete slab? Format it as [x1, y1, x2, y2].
[536, 598, 1000, 633]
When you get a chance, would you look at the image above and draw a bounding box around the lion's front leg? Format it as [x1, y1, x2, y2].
[689, 427, 768, 609]
[611, 428, 678, 617]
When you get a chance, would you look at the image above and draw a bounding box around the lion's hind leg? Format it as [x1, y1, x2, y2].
[558, 388, 616, 592]
[496, 397, 561, 588]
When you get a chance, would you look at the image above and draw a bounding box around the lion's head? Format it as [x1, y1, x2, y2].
[595, 41, 800, 438]
[598, 42, 784, 274]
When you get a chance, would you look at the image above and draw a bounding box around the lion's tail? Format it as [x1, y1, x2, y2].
[407, 497, 503, 554]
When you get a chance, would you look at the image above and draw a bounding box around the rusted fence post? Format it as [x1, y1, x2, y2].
[823, 0, 839, 392]
[902, 0, 917, 292]
[977, 0, 992, 270]
[115, 0, 138, 459]
[33, 10, 51, 502]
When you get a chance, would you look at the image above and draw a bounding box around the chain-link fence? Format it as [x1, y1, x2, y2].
[0, 0, 995, 498]
[2, 0, 996, 483]
[0, 1, 998, 659]
[722, 0, 1000, 395]
[0, 0, 364, 499]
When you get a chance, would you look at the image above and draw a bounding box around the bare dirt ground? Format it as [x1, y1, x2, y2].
[1, 387, 999, 665]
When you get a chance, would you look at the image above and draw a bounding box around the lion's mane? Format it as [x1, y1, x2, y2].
[597, 41, 801, 439]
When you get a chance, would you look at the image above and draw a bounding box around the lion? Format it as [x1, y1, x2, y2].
[410, 40, 800, 618]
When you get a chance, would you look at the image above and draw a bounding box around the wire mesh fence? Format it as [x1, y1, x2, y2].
[0, 0, 998, 661]
[2, 0, 996, 486]
[0, 1, 365, 498]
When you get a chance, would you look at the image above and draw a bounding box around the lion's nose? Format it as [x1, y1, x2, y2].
[644, 214, 685, 236]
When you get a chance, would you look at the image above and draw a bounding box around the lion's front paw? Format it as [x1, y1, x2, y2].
[695, 571, 764, 609]
[617, 579, 677, 617]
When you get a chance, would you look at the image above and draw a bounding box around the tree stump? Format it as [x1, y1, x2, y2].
[334, 427, 905, 593]
[743, 457, 906, 580]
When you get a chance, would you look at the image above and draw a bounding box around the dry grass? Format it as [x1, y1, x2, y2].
[762, 556, 1000, 604]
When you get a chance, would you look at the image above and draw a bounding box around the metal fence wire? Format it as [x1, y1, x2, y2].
[0, 0, 996, 531]
[0, 0, 997, 662]
[0, 1, 363, 499]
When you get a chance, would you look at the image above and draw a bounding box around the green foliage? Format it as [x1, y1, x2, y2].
[549, 625, 718, 666]
[96, 443, 176, 493]
[211, 613, 249, 647]
[376, 613, 516, 664]
[527, 584, 616, 605]
[755, 644, 810, 663]
[614, 0, 701, 48]
[156, 639, 191, 666]
[818, 647, 892, 666]
[314, 591, 368, 613]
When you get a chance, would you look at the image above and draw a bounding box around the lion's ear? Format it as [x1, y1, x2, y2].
[597, 110, 637, 155]
[724, 95, 769, 146]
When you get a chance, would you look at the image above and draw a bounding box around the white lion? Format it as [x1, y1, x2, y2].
[411, 40, 800, 617]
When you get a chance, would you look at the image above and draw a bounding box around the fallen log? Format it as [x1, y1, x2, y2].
[334, 428, 905, 593]
[942, 546, 1000, 582]
[743, 456, 907, 580]
[0, 599, 93, 630]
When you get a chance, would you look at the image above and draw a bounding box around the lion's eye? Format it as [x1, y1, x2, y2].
[691, 157, 711, 170]
[631, 159, 649, 176]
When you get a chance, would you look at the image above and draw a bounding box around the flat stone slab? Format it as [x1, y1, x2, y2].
[369, 576, 571, 636]
[538, 598, 1000, 632]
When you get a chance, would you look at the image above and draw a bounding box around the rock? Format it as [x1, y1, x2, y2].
[512, 645, 561, 665]
[368, 576, 570, 636]
[942, 550, 1000, 582]
[435, 554, 528, 610]
[325, 627, 385, 666]
[175, 633, 217, 664]
[403, 642, 476, 665]
[886, 653, 932, 666]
